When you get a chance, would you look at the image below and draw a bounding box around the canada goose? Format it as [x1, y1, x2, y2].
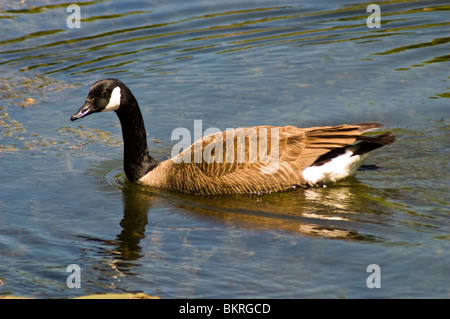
[71, 79, 396, 195]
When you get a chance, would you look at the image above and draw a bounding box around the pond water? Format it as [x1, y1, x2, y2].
[0, 0, 449, 298]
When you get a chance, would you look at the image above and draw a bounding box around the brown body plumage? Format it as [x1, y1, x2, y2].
[140, 123, 395, 195]
[71, 79, 396, 195]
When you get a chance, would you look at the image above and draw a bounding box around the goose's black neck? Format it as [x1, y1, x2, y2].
[114, 87, 158, 182]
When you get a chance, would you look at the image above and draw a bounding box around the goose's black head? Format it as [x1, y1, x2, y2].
[71, 78, 127, 121]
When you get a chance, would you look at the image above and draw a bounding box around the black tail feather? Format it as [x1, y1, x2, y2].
[353, 132, 396, 156]
[311, 132, 396, 167]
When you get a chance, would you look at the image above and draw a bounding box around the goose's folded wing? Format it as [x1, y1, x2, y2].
[167, 124, 379, 194]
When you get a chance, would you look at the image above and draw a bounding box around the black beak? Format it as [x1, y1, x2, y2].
[71, 99, 94, 121]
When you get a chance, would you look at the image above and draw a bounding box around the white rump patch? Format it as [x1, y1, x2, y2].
[103, 86, 121, 112]
[302, 150, 369, 185]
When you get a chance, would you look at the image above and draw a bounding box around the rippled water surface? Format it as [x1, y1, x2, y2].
[1, 0, 449, 298]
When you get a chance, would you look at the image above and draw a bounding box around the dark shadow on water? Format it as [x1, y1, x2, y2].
[117, 182, 153, 260]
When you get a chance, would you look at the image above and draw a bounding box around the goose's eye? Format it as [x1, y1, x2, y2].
[101, 91, 108, 98]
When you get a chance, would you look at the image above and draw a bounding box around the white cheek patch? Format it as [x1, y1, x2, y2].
[103, 86, 121, 112]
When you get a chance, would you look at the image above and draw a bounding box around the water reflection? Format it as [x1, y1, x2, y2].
[101, 172, 394, 263]
[117, 183, 152, 260]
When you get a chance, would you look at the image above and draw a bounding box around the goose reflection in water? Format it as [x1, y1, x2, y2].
[110, 175, 386, 262]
